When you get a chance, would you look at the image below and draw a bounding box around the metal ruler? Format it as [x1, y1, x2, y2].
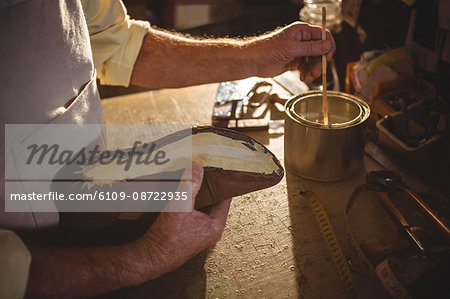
[299, 190, 357, 298]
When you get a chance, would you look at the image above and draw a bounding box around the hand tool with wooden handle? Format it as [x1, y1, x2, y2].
[366, 170, 450, 245]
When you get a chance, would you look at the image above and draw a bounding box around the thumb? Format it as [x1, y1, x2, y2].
[189, 162, 204, 207]
[163, 162, 203, 212]
[180, 161, 204, 211]
[296, 40, 331, 57]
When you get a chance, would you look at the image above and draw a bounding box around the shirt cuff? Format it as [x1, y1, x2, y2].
[97, 19, 150, 87]
[0, 229, 31, 299]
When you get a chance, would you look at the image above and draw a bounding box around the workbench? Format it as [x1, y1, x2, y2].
[99, 81, 396, 299]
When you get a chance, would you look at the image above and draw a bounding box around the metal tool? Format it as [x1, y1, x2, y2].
[366, 170, 450, 245]
[212, 81, 272, 130]
[376, 190, 427, 256]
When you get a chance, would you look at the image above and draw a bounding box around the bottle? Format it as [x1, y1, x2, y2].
[299, 0, 343, 33]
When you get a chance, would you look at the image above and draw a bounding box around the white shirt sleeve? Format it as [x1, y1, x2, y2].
[81, 0, 150, 87]
[0, 229, 31, 299]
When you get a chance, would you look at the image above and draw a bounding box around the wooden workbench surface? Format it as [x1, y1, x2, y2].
[100, 83, 389, 298]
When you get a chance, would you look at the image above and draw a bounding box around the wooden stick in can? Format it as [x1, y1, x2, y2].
[322, 6, 329, 125]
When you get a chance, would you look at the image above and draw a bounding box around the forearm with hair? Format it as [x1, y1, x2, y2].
[26, 237, 165, 299]
[130, 27, 257, 89]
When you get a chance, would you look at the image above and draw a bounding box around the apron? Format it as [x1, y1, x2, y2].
[0, 0, 105, 231]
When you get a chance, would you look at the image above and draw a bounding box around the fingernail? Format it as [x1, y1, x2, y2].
[322, 40, 331, 52]
[192, 161, 203, 175]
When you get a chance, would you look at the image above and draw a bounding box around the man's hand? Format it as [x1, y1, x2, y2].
[136, 162, 231, 282]
[26, 163, 231, 298]
[246, 22, 336, 83]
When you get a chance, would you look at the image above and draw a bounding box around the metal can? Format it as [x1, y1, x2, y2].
[284, 91, 370, 181]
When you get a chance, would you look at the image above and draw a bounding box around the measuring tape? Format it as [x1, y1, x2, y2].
[299, 190, 357, 298]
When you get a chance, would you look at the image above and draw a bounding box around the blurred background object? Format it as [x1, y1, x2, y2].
[300, 0, 343, 32]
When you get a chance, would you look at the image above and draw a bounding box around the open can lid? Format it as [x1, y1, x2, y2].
[285, 91, 370, 129]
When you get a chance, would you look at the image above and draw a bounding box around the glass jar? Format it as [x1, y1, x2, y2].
[299, 0, 343, 33]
